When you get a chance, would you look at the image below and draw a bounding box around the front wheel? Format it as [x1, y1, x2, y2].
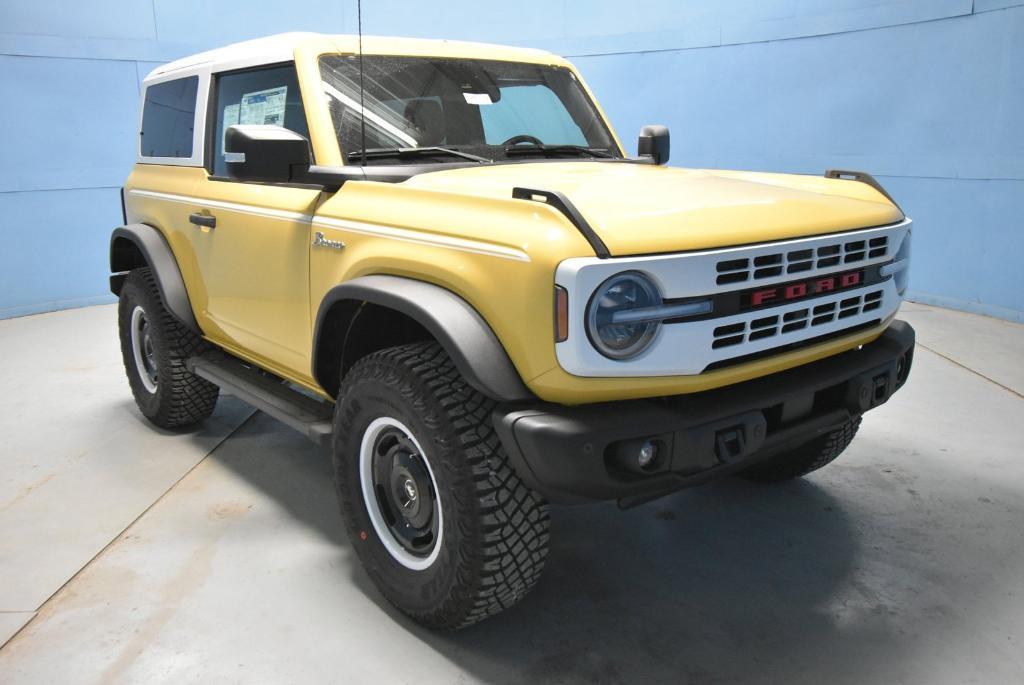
[332, 342, 550, 629]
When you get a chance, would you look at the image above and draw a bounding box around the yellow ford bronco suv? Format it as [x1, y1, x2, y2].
[111, 33, 914, 629]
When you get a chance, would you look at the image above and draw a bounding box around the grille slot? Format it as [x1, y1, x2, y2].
[716, 258, 751, 285]
[781, 308, 809, 333]
[716, 235, 890, 282]
[711, 290, 884, 350]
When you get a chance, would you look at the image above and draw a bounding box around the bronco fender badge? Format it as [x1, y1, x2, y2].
[312, 231, 346, 250]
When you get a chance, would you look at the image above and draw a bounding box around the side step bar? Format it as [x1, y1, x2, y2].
[187, 351, 333, 446]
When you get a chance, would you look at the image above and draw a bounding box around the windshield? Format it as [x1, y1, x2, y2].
[319, 55, 621, 164]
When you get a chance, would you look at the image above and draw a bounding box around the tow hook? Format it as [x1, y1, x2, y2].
[872, 373, 890, 403]
[715, 427, 747, 463]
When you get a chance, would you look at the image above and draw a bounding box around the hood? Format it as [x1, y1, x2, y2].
[402, 162, 904, 256]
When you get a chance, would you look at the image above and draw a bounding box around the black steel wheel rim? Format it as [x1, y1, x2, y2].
[370, 427, 439, 558]
[139, 317, 158, 386]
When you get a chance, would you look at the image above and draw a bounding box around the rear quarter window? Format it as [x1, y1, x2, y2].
[140, 76, 199, 159]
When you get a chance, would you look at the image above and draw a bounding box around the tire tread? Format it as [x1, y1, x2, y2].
[118, 267, 218, 428]
[336, 341, 550, 629]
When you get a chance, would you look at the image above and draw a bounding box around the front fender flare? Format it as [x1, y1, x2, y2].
[109, 224, 200, 333]
[313, 275, 534, 403]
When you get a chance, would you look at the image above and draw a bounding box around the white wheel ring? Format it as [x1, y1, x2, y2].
[130, 305, 158, 394]
[359, 416, 443, 571]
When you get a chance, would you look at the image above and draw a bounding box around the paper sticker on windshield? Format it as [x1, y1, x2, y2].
[221, 104, 240, 153]
[239, 85, 288, 126]
[463, 92, 492, 105]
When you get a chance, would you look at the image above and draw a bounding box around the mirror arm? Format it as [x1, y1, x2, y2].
[294, 164, 363, 190]
[292, 164, 451, 189]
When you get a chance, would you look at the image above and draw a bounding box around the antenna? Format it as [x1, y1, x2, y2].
[357, 0, 366, 167]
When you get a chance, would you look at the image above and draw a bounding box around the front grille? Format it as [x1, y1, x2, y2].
[712, 290, 884, 349]
[554, 217, 910, 378]
[716, 236, 889, 285]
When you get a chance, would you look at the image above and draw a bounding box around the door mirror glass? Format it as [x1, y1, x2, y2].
[224, 125, 311, 183]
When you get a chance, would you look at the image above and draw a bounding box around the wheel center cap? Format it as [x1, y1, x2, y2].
[403, 479, 418, 502]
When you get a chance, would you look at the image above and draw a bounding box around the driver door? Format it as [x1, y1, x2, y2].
[188, 63, 321, 379]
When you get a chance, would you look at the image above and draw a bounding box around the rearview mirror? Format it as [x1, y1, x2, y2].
[225, 125, 311, 183]
[637, 125, 670, 166]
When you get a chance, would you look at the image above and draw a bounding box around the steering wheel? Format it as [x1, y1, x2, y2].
[502, 134, 545, 147]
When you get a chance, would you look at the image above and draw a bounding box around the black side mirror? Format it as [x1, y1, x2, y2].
[225, 125, 311, 183]
[637, 125, 670, 165]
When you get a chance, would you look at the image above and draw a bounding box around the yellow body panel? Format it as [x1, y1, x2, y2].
[309, 180, 594, 392]
[125, 167, 325, 388]
[188, 178, 321, 378]
[123, 165, 201, 304]
[128, 36, 906, 405]
[402, 162, 902, 255]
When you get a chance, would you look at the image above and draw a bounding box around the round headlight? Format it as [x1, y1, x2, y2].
[586, 272, 662, 360]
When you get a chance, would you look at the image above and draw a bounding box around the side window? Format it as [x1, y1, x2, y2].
[140, 76, 198, 158]
[211, 64, 310, 177]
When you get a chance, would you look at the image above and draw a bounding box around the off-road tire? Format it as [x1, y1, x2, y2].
[738, 417, 862, 482]
[117, 267, 218, 428]
[332, 341, 550, 630]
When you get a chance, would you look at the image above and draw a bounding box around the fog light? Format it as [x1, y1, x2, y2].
[607, 438, 665, 474]
[637, 441, 657, 469]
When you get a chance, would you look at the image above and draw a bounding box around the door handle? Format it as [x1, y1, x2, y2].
[189, 212, 216, 229]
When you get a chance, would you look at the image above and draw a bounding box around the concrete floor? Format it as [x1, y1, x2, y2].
[0, 302, 1022, 684]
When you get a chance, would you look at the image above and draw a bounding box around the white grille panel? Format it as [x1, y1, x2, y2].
[554, 218, 911, 377]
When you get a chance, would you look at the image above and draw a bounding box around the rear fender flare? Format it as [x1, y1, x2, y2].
[109, 224, 199, 333]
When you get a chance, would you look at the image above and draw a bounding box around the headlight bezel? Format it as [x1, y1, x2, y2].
[585, 271, 663, 360]
[894, 229, 911, 295]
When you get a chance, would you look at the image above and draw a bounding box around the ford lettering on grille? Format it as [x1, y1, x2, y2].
[743, 269, 864, 310]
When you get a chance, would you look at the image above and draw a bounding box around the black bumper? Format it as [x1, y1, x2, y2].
[494, 321, 915, 506]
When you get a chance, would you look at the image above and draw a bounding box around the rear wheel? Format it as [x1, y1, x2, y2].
[117, 268, 218, 428]
[332, 341, 550, 629]
[738, 417, 862, 482]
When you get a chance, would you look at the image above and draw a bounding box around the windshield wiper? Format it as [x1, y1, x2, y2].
[503, 144, 615, 159]
[348, 146, 492, 164]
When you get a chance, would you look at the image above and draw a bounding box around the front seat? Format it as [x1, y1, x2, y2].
[404, 99, 446, 146]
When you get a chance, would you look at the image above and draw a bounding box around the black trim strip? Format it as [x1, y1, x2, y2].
[825, 169, 903, 213]
[512, 187, 610, 259]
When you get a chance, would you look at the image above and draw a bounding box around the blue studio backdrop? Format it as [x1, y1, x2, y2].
[1, 0, 1022, 321]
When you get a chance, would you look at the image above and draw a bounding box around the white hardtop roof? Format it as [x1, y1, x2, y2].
[145, 32, 557, 83]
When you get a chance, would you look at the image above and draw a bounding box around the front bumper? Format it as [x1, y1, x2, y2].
[494, 320, 915, 506]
